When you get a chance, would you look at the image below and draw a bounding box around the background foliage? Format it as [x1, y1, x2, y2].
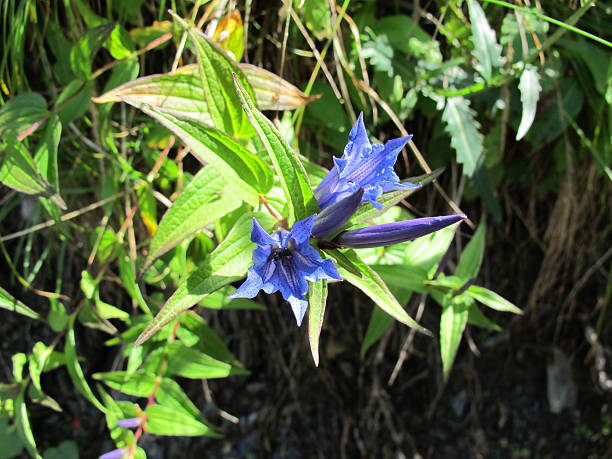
[1, 0, 611, 457]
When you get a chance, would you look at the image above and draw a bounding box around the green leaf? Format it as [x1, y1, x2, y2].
[440, 297, 469, 381]
[442, 96, 484, 177]
[297, 0, 331, 40]
[455, 220, 485, 282]
[163, 341, 247, 379]
[179, 313, 244, 366]
[69, 22, 115, 81]
[0, 93, 47, 137]
[121, 98, 269, 206]
[33, 115, 62, 197]
[65, 314, 105, 411]
[467, 302, 501, 331]
[0, 286, 42, 321]
[55, 80, 92, 126]
[308, 280, 328, 367]
[43, 440, 79, 459]
[0, 418, 24, 459]
[467, 0, 504, 81]
[171, 12, 254, 138]
[15, 385, 41, 459]
[94, 370, 209, 423]
[135, 212, 275, 345]
[360, 265, 417, 358]
[465, 285, 522, 314]
[141, 166, 242, 274]
[233, 74, 318, 224]
[516, 66, 542, 140]
[0, 134, 66, 209]
[28, 342, 61, 412]
[145, 404, 220, 437]
[334, 249, 430, 335]
[118, 249, 150, 314]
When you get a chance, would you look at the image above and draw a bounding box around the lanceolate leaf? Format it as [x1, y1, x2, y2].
[467, 0, 504, 81]
[442, 97, 484, 177]
[516, 66, 542, 140]
[0, 286, 42, 321]
[440, 298, 469, 381]
[466, 285, 522, 314]
[0, 133, 66, 209]
[93, 63, 315, 113]
[141, 167, 242, 274]
[145, 404, 220, 437]
[121, 98, 270, 206]
[171, 12, 255, 138]
[332, 249, 430, 335]
[455, 220, 486, 282]
[65, 314, 105, 411]
[234, 74, 318, 224]
[135, 212, 275, 345]
[308, 280, 328, 367]
[70, 22, 116, 81]
[0, 93, 47, 137]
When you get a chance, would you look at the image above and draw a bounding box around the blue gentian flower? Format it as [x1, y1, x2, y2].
[335, 214, 467, 248]
[312, 188, 364, 239]
[229, 215, 342, 326]
[99, 448, 126, 459]
[314, 113, 420, 211]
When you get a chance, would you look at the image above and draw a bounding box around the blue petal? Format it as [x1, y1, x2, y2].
[99, 449, 126, 459]
[288, 215, 316, 247]
[228, 266, 265, 299]
[287, 295, 309, 326]
[251, 218, 276, 247]
[312, 188, 364, 238]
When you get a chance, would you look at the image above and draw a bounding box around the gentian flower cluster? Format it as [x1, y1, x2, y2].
[231, 113, 466, 325]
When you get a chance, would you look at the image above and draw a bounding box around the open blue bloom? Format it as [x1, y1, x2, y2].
[229, 215, 342, 326]
[336, 214, 467, 248]
[314, 113, 420, 211]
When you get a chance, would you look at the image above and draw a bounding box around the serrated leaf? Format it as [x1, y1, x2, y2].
[0, 134, 66, 209]
[234, 74, 318, 224]
[467, 0, 504, 81]
[442, 97, 484, 177]
[335, 249, 430, 335]
[516, 67, 542, 140]
[308, 280, 327, 367]
[440, 298, 469, 381]
[70, 22, 115, 81]
[65, 315, 105, 411]
[135, 212, 275, 345]
[171, 12, 254, 138]
[121, 97, 270, 206]
[141, 166, 242, 274]
[145, 404, 220, 437]
[455, 220, 485, 282]
[0, 286, 42, 321]
[466, 285, 522, 314]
